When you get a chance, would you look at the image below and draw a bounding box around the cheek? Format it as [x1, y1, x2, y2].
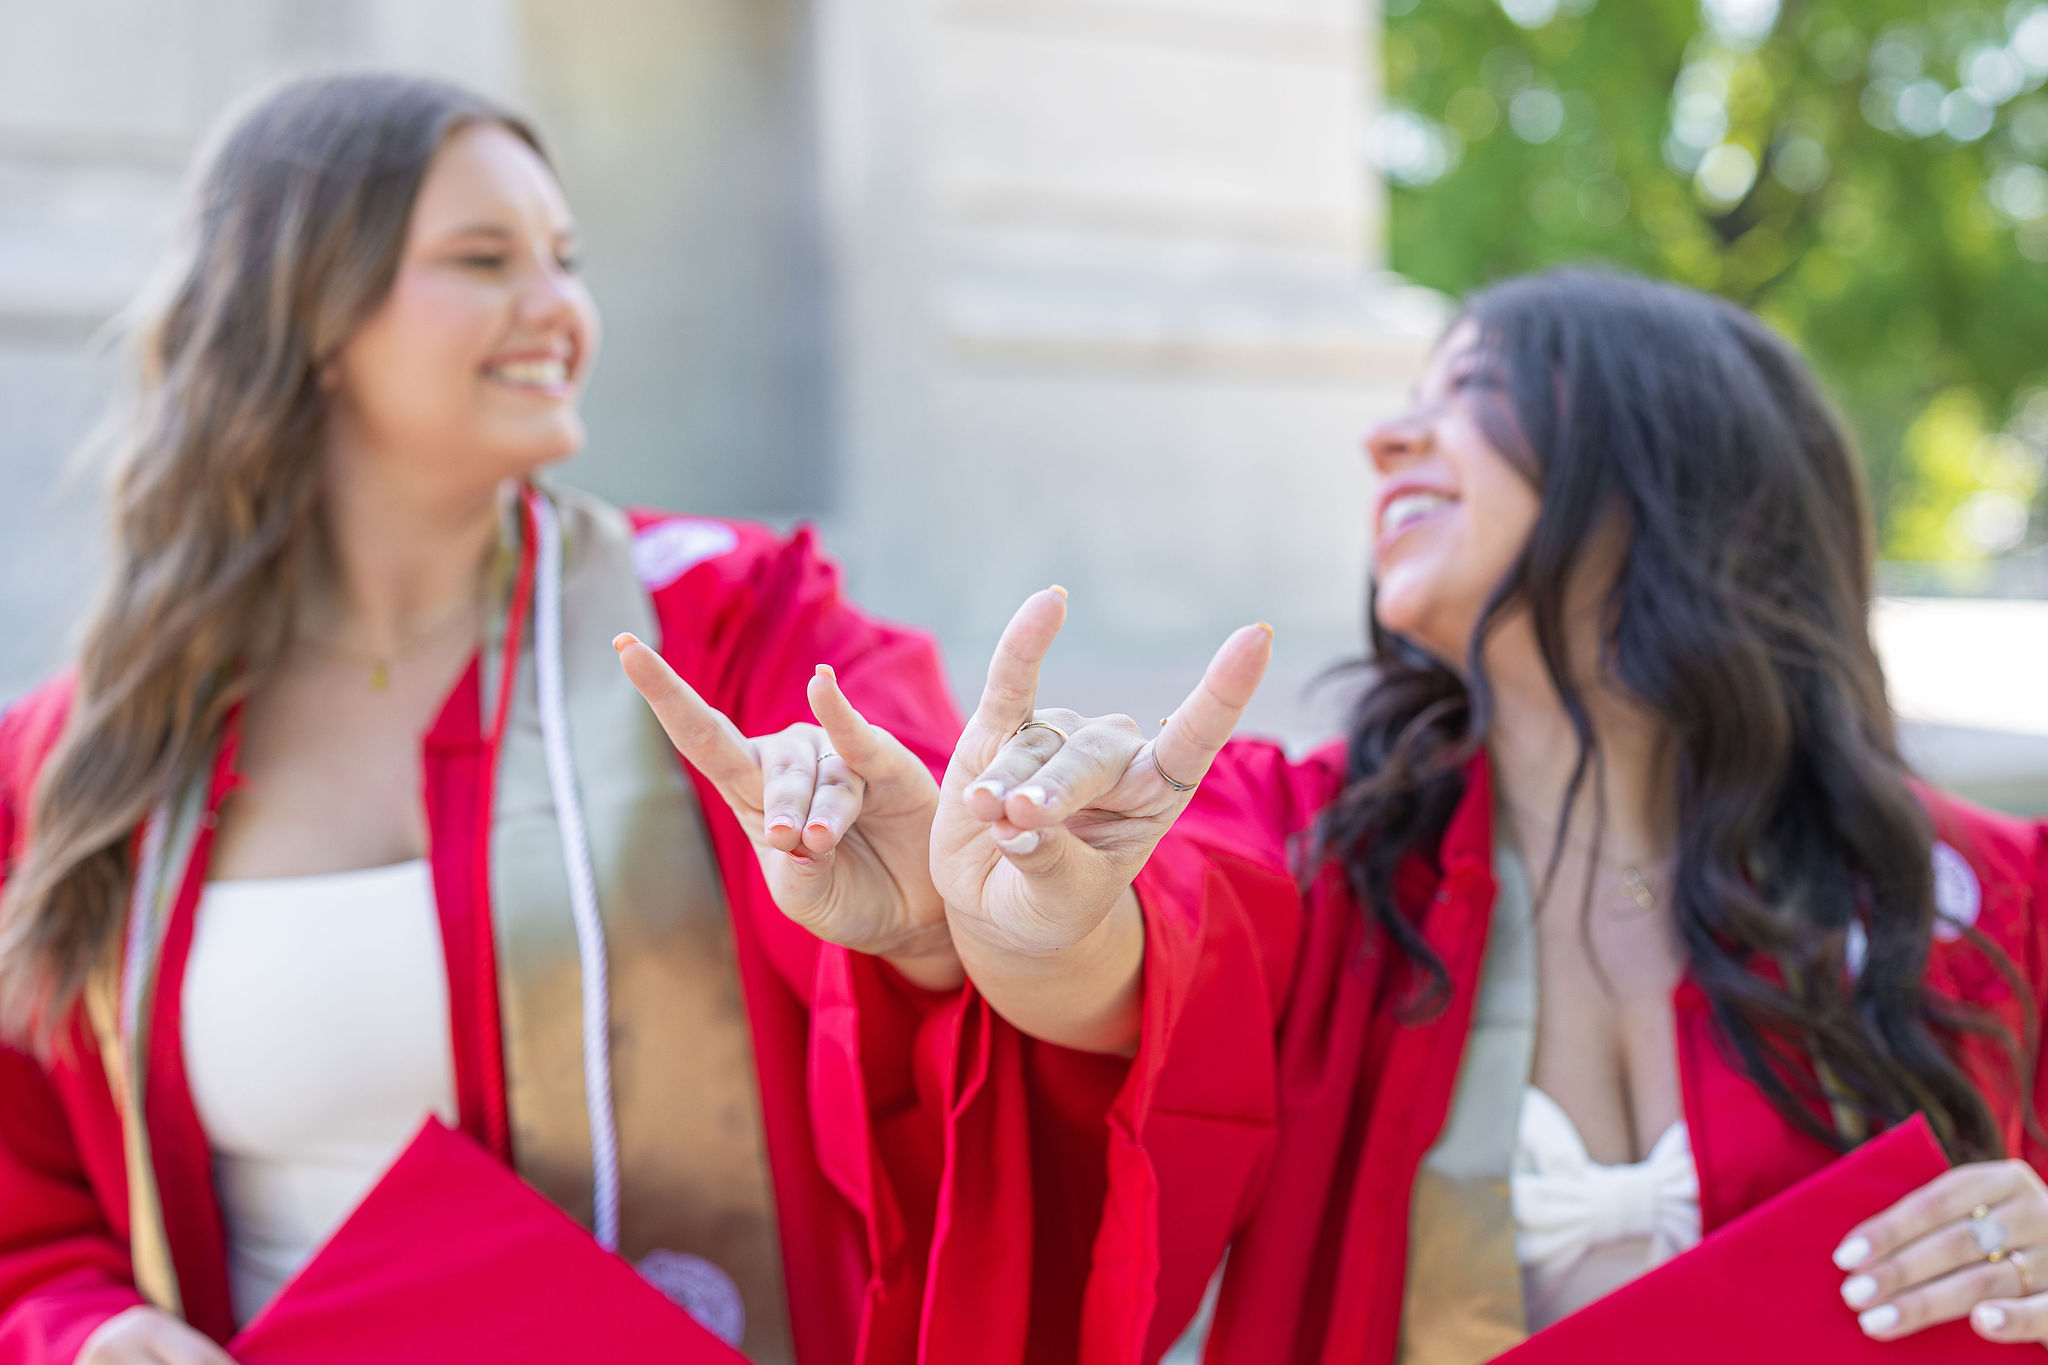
[1374, 437, 1541, 651]
[337, 274, 504, 431]
[379, 271, 505, 371]
[1465, 470, 1540, 580]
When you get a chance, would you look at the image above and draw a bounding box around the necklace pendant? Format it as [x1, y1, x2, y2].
[369, 662, 390, 692]
[1620, 863, 1658, 912]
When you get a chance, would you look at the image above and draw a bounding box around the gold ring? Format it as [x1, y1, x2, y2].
[2010, 1248, 2035, 1296]
[1971, 1208, 2012, 1261]
[1151, 745, 1195, 793]
[1015, 719, 1070, 744]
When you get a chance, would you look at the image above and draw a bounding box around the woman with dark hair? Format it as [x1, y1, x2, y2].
[909, 269, 2048, 1360]
[0, 73, 967, 1365]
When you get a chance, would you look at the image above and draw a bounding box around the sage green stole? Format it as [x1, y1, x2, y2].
[1398, 842, 1538, 1365]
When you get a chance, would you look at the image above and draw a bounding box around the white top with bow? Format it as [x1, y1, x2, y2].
[1510, 1086, 1703, 1329]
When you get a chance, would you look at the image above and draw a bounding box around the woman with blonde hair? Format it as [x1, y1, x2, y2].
[0, 73, 964, 1365]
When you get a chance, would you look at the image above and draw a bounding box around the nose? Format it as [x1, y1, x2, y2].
[515, 250, 584, 333]
[1365, 407, 1433, 476]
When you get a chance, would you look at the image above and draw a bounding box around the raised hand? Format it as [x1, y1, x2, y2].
[929, 588, 1271, 1052]
[616, 636, 961, 989]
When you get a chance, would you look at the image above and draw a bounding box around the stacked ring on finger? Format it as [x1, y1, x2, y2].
[2010, 1247, 2035, 1296]
[1151, 747, 1195, 792]
[1970, 1204, 2011, 1263]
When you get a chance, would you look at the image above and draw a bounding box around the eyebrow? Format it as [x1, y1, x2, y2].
[440, 223, 578, 242]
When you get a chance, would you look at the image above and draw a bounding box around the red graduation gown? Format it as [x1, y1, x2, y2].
[0, 512, 965, 1365]
[923, 740, 2048, 1365]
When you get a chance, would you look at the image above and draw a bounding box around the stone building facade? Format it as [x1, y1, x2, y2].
[0, 0, 1439, 743]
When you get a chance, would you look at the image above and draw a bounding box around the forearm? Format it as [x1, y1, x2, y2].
[947, 887, 1144, 1057]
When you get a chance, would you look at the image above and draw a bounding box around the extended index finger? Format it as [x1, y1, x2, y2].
[967, 587, 1069, 741]
[614, 633, 760, 793]
[1150, 623, 1274, 791]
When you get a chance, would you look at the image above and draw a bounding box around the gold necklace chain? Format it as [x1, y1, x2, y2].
[297, 594, 484, 692]
[1496, 794, 1672, 914]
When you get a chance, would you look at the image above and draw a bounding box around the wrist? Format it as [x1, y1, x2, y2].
[942, 891, 1117, 963]
[949, 888, 1144, 1055]
[942, 889, 1128, 976]
[877, 918, 966, 990]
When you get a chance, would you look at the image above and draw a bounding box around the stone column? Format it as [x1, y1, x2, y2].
[811, 0, 1439, 742]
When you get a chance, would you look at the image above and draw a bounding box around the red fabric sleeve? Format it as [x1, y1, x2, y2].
[1080, 743, 1333, 1364]
[638, 516, 978, 1362]
[1918, 791, 2048, 1176]
[747, 532, 972, 1363]
[0, 1053, 147, 1365]
[2024, 818, 2048, 1178]
[710, 521, 958, 777]
[915, 740, 1335, 1365]
[0, 691, 149, 1364]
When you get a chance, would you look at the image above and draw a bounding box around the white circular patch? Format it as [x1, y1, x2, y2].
[633, 519, 739, 591]
[638, 1249, 746, 1347]
[1930, 839, 1981, 942]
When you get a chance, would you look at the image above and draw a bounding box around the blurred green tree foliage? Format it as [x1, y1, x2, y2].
[1380, 0, 2048, 569]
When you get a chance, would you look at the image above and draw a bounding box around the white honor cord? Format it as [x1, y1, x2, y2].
[531, 495, 624, 1253]
[114, 506, 625, 1253]
[119, 796, 174, 1051]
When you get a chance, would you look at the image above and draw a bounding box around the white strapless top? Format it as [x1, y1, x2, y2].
[182, 860, 458, 1327]
[1510, 1086, 1701, 1329]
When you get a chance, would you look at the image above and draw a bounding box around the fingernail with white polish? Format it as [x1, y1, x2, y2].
[993, 829, 1041, 856]
[1858, 1305, 1899, 1336]
[1975, 1304, 2008, 1334]
[1833, 1236, 1872, 1271]
[767, 816, 796, 832]
[1841, 1276, 1878, 1309]
[1014, 785, 1048, 808]
[968, 780, 1004, 801]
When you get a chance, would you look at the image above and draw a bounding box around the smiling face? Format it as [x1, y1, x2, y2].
[323, 121, 599, 497]
[1366, 320, 1543, 666]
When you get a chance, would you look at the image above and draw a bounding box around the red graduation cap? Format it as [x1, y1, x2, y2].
[1495, 1113, 2006, 1362]
[230, 1120, 748, 1364]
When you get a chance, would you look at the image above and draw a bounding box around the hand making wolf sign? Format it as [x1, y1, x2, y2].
[928, 588, 1272, 1055]
[614, 635, 962, 990]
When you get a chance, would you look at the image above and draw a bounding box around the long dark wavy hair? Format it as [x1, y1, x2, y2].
[1323, 267, 2020, 1163]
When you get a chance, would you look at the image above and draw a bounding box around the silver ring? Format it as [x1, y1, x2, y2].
[1015, 719, 1070, 745]
[1151, 745, 1195, 793]
[815, 751, 837, 763]
[1970, 1208, 2011, 1260]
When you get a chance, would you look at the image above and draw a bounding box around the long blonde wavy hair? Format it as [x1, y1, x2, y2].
[0, 72, 541, 1051]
